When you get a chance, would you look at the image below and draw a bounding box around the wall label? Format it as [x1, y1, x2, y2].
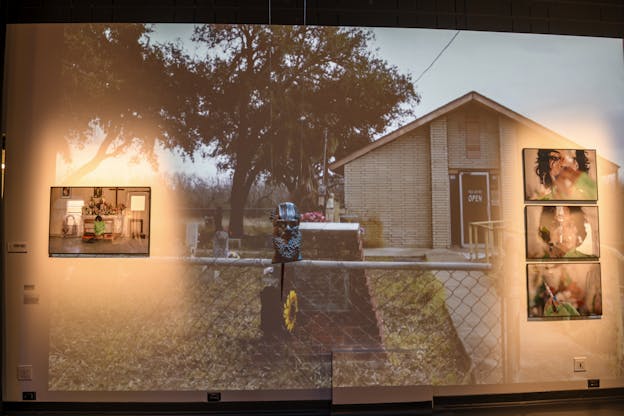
[7, 241, 28, 253]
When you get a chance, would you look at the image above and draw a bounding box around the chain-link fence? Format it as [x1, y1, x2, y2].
[49, 257, 502, 391]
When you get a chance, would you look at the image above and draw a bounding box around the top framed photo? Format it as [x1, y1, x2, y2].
[523, 148, 598, 202]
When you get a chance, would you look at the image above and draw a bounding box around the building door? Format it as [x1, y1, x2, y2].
[459, 172, 490, 247]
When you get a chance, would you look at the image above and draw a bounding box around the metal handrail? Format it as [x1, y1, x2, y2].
[468, 220, 505, 262]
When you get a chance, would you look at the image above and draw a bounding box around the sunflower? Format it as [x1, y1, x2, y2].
[283, 290, 298, 333]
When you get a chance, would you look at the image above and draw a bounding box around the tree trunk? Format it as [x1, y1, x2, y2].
[63, 124, 123, 183]
[229, 189, 246, 238]
[228, 161, 256, 238]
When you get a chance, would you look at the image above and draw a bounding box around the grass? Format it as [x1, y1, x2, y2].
[49, 263, 471, 391]
[333, 270, 472, 387]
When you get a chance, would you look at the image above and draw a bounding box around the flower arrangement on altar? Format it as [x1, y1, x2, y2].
[82, 197, 126, 216]
[300, 211, 326, 222]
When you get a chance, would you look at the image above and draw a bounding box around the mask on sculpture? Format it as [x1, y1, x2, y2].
[270, 202, 302, 302]
[271, 202, 302, 264]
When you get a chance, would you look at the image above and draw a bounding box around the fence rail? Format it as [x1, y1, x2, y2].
[159, 256, 493, 271]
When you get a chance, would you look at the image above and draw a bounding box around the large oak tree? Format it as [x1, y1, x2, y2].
[60, 24, 419, 237]
[190, 25, 419, 236]
[59, 24, 201, 183]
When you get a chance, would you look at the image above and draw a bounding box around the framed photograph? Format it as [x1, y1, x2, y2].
[523, 148, 598, 201]
[48, 186, 151, 257]
[527, 263, 602, 319]
[525, 205, 599, 260]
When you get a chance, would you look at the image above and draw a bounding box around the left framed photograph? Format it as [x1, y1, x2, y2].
[527, 262, 602, 319]
[49, 186, 151, 257]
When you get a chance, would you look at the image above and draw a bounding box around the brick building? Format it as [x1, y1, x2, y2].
[329, 91, 617, 249]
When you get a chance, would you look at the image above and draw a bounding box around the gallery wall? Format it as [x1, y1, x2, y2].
[2, 22, 624, 403]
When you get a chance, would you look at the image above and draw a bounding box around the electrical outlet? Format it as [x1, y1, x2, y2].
[22, 392, 36, 400]
[17, 365, 32, 381]
[207, 392, 221, 402]
[574, 357, 587, 372]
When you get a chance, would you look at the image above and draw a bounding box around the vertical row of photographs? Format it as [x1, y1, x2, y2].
[522, 149, 602, 319]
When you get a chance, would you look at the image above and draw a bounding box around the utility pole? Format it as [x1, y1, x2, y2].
[320, 128, 328, 212]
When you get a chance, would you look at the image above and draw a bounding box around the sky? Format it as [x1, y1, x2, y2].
[151, 24, 624, 180]
[371, 28, 624, 167]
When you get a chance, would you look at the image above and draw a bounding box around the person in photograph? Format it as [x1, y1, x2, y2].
[94, 215, 106, 238]
[529, 264, 602, 318]
[530, 265, 581, 317]
[84, 215, 106, 243]
[534, 149, 597, 200]
[537, 206, 590, 258]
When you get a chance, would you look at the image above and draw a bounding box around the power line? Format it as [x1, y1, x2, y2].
[415, 30, 460, 84]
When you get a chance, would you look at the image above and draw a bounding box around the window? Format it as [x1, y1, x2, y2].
[465, 118, 481, 159]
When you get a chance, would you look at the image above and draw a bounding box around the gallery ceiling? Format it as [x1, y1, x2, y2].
[1, 0, 622, 38]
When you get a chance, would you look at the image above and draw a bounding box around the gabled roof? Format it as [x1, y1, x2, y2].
[329, 91, 617, 172]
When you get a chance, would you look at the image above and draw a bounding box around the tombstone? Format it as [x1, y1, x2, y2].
[213, 229, 229, 258]
[293, 222, 381, 350]
[325, 193, 335, 223]
[185, 223, 199, 256]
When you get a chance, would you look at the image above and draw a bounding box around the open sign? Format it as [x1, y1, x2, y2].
[467, 190, 483, 203]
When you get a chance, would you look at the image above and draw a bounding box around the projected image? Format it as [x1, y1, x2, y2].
[49, 186, 151, 256]
[4, 20, 620, 395]
[525, 205, 599, 260]
[523, 149, 598, 201]
[527, 263, 602, 319]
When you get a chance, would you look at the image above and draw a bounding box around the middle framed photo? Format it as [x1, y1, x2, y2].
[525, 205, 599, 260]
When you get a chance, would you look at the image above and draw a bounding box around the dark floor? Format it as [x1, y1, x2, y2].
[435, 401, 624, 416]
[4, 395, 624, 416]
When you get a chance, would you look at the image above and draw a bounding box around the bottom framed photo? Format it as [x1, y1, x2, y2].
[527, 263, 601, 320]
